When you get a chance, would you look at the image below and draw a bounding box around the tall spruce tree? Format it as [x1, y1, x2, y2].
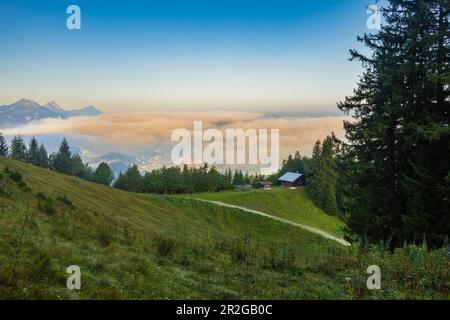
[93, 162, 114, 186]
[0, 133, 8, 156]
[338, 0, 449, 247]
[309, 137, 339, 215]
[114, 172, 129, 190]
[52, 138, 73, 175]
[71, 154, 87, 177]
[125, 164, 142, 192]
[182, 164, 195, 193]
[10, 135, 27, 161]
[37, 144, 48, 168]
[308, 140, 322, 202]
[233, 170, 245, 185]
[26, 137, 40, 166]
[225, 167, 233, 189]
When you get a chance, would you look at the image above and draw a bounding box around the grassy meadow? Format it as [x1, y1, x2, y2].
[0, 157, 448, 299]
[183, 188, 345, 237]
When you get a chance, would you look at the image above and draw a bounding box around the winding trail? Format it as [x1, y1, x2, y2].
[188, 198, 351, 247]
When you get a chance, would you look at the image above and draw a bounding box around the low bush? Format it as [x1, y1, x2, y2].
[96, 224, 115, 247]
[38, 197, 56, 215]
[56, 195, 75, 209]
[154, 235, 178, 257]
[8, 171, 22, 183]
[35, 192, 47, 200]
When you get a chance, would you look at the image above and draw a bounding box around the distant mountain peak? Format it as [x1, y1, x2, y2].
[0, 98, 102, 128]
[69, 105, 102, 116]
[44, 101, 65, 112]
[16, 98, 35, 103]
[81, 105, 97, 111]
[11, 98, 41, 107]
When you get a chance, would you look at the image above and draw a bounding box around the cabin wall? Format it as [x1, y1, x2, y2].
[281, 181, 293, 187]
[294, 176, 306, 187]
[280, 176, 305, 187]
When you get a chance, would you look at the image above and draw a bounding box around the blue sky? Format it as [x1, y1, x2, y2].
[0, 0, 373, 113]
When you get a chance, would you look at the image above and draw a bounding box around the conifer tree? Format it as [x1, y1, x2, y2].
[308, 140, 322, 202]
[233, 170, 246, 185]
[52, 138, 73, 175]
[10, 135, 27, 161]
[182, 164, 195, 193]
[309, 137, 339, 215]
[37, 144, 48, 168]
[26, 137, 40, 166]
[0, 133, 8, 157]
[125, 164, 142, 192]
[93, 162, 114, 186]
[113, 172, 129, 190]
[71, 154, 87, 177]
[338, 0, 449, 247]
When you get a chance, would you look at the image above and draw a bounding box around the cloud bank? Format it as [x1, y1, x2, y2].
[2, 111, 348, 160]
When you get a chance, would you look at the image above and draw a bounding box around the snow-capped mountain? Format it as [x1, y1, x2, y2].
[44, 101, 66, 113]
[0, 98, 102, 128]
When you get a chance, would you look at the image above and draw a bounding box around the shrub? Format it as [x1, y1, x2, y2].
[8, 171, 22, 182]
[218, 235, 256, 264]
[18, 181, 30, 192]
[154, 235, 178, 257]
[263, 247, 297, 272]
[0, 173, 6, 195]
[56, 195, 75, 209]
[38, 197, 56, 215]
[35, 192, 47, 200]
[121, 225, 135, 245]
[96, 225, 114, 247]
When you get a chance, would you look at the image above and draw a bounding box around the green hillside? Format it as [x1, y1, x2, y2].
[0, 157, 448, 299]
[0, 156, 341, 299]
[183, 188, 345, 237]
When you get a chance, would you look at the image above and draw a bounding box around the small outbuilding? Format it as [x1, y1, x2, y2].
[257, 181, 273, 190]
[278, 172, 305, 188]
